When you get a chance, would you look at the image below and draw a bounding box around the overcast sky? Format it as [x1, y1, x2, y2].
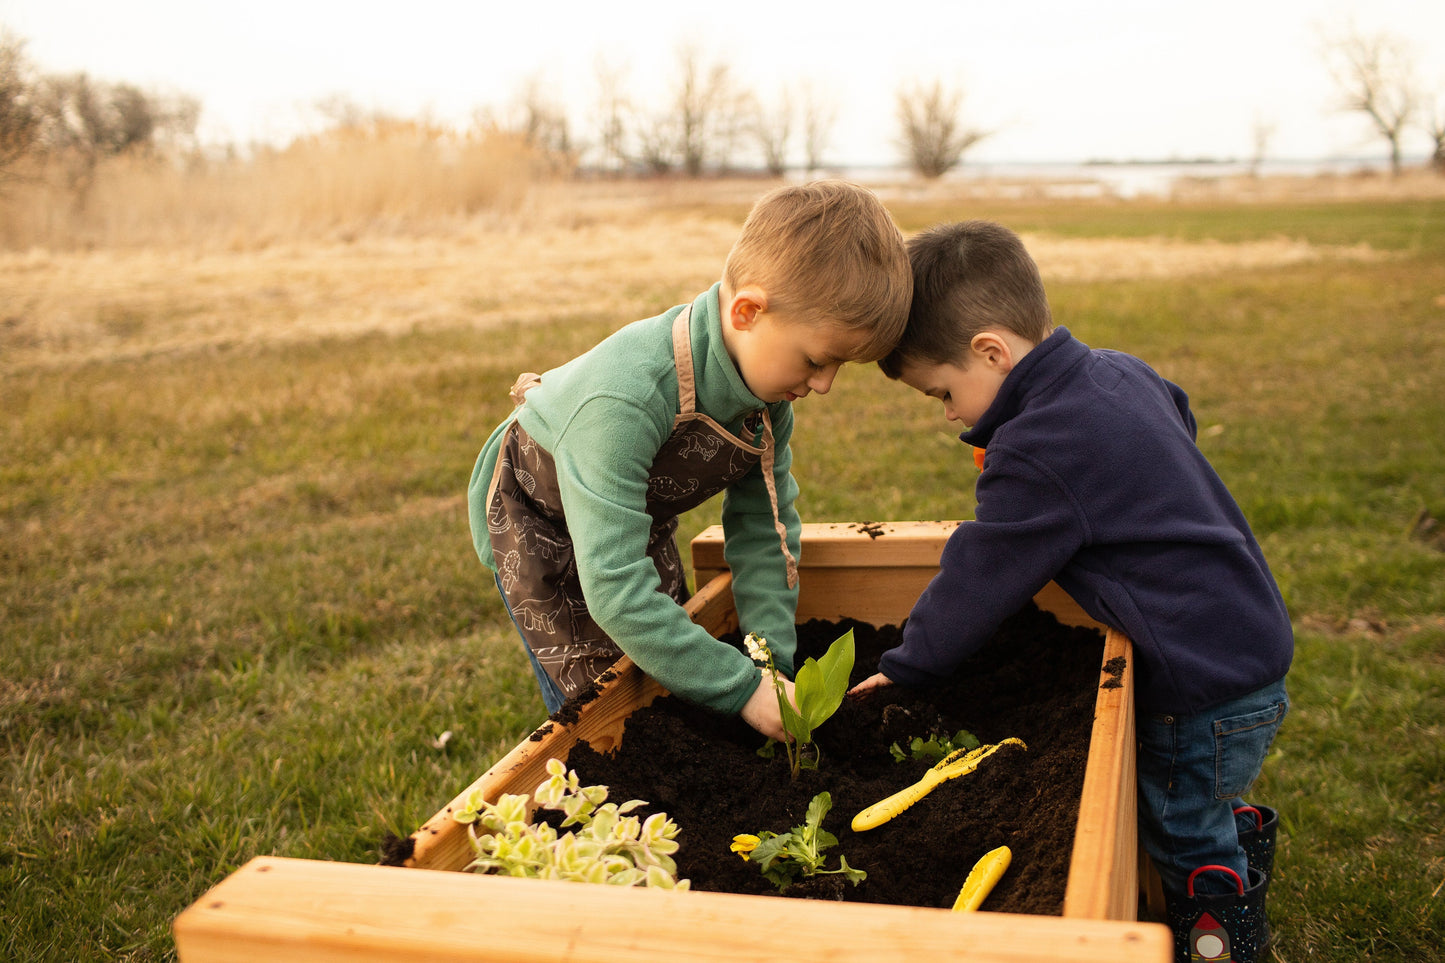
[3, 0, 1442, 166]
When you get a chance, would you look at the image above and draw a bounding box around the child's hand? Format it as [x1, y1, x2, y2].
[740, 673, 797, 742]
[848, 672, 893, 697]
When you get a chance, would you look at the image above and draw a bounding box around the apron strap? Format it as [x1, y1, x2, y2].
[504, 302, 797, 590]
[509, 372, 542, 406]
[495, 373, 542, 512]
[671, 305, 698, 415]
[673, 302, 796, 589]
[759, 407, 799, 589]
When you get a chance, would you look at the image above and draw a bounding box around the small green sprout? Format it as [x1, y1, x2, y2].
[889, 728, 980, 763]
[746, 629, 854, 779]
[730, 791, 866, 892]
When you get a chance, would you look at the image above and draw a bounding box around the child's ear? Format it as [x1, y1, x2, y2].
[728, 288, 768, 330]
[970, 332, 1013, 372]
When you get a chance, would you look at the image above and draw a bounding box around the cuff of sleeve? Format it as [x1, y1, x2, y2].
[714, 666, 763, 716]
[876, 652, 939, 689]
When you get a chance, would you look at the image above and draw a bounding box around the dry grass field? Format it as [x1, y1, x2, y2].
[2, 168, 1430, 373]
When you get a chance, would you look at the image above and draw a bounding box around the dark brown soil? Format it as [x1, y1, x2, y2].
[561, 603, 1106, 915]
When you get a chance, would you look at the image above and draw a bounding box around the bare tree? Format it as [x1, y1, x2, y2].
[31, 74, 129, 197]
[799, 81, 837, 174]
[32, 73, 105, 156]
[895, 78, 988, 179]
[633, 111, 679, 175]
[24, 72, 199, 203]
[628, 44, 751, 177]
[1425, 96, 1445, 174]
[752, 89, 793, 177]
[592, 56, 632, 174]
[313, 93, 391, 131]
[511, 76, 573, 161]
[0, 32, 40, 184]
[1323, 27, 1417, 175]
[108, 84, 198, 157]
[472, 76, 575, 174]
[1250, 115, 1277, 177]
[108, 83, 157, 150]
[673, 44, 749, 175]
[156, 92, 201, 156]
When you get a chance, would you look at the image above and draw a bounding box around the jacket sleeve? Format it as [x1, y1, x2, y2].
[720, 401, 802, 677]
[552, 394, 763, 714]
[879, 445, 1087, 687]
[1165, 379, 1198, 441]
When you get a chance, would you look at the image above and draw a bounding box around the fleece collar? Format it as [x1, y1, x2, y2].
[961, 326, 1086, 448]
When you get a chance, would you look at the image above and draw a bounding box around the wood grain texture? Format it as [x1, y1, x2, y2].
[176, 857, 1171, 963]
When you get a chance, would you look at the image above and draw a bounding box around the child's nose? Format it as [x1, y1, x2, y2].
[808, 365, 840, 395]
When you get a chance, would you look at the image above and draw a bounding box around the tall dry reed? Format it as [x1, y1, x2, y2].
[0, 121, 545, 251]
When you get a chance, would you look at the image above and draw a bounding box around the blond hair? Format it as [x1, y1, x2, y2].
[723, 180, 912, 361]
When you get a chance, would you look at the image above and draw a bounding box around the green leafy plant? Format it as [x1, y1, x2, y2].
[746, 628, 855, 778]
[889, 727, 980, 763]
[729, 791, 866, 892]
[453, 758, 689, 889]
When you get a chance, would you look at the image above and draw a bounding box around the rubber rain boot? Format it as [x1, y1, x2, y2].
[1233, 804, 1278, 882]
[1234, 803, 1279, 953]
[1165, 865, 1268, 963]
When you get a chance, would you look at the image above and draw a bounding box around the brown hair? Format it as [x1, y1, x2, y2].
[880, 220, 1053, 378]
[723, 180, 912, 361]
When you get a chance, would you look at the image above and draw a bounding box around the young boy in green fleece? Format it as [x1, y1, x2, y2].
[469, 180, 912, 740]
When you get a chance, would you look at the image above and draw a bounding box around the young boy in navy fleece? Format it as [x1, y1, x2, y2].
[850, 221, 1292, 963]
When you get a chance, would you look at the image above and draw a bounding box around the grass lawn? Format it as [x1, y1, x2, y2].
[2, 187, 1443, 961]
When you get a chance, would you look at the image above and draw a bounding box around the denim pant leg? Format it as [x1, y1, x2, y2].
[1136, 678, 1289, 897]
[495, 574, 568, 714]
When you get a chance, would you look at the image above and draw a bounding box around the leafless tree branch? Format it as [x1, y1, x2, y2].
[895, 78, 988, 179]
[1323, 27, 1418, 174]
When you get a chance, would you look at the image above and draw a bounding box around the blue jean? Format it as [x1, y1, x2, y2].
[495, 574, 568, 714]
[1136, 678, 1289, 897]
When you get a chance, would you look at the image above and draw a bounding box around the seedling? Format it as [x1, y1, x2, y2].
[730, 791, 866, 892]
[746, 629, 854, 779]
[453, 758, 689, 889]
[889, 728, 980, 763]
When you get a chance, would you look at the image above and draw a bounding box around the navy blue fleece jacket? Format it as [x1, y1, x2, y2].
[878, 327, 1293, 714]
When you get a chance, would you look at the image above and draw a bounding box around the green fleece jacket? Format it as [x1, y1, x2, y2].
[468, 283, 801, 714]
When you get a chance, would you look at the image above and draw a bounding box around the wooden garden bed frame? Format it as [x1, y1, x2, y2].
[174, 521, 1170, 962]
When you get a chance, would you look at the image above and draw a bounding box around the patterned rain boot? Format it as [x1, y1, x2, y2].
[1165, 865, 1268, 963]
[1234, 804, 1278, 951]
[1233, 804, 1278, 883]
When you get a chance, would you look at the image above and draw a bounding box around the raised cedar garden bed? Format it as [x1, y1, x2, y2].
[173, 521, 1171, 962]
